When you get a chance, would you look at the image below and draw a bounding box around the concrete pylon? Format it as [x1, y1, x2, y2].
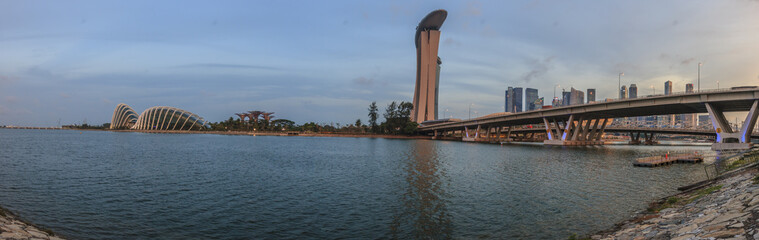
[544, 115, 609, 146]
[707, 100, 759, 150]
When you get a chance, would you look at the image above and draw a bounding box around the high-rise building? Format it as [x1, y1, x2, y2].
[685, 83, 696, 128]
[664, 80, 673, 95]
[569, 88, 584, 105]
[562, 90, 571, 106]
[505, 88, 511, 112]
[412, 10, 447, 123]
[525, 88, 538, 111]
[533, 97, 544, 110]
[552, 97, 561, 106]
[620, 85, 627, 99]
[628, 84, 638, 98]
[505, 87, 523, 113]
[587, 88, 596, 102]
[513, 87, 523, 112]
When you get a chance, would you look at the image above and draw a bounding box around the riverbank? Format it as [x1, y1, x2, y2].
[0, 206, 63, 239]
[592, 163, 759, 240]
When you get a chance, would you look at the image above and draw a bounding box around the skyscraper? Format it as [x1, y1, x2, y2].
[562, 90, 571, 106]
[620, 85, 627, 99]
[505, 88, 510, 112]
[513, 87, 523, 112]
[587, 88, 596, 102]
[525, 88, 538, 111]
[569, 88, 584, 105]
[685, 83, 696, 127]
[412, 10, 447, 123]
[629, 84, 638, 98]
[505, 87, 523, 113]
[533, 97, 544, 110]
[664, 80, 673, 95]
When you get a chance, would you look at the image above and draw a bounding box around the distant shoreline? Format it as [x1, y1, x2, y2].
[107, 129, 434, 140]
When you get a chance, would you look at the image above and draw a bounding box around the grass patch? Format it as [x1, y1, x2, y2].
[694, 185, 722, 198]
[568, 233, 590, 240]
[648, 185, 723, 213]
[753, 175, 759, 184]
[683, 185, 723, 204]
[723, 152, 759, 172]
[649, 196, 680, 213]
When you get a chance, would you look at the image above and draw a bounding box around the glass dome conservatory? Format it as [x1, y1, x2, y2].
[111, 104, 208, 131]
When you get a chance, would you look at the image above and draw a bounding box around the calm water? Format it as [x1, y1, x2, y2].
[0, 129, 710, 239]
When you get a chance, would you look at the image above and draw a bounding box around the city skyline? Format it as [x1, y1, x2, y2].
[2, 1, 759, 126]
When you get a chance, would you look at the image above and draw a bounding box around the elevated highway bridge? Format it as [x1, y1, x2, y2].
[419, 87, 759, 150]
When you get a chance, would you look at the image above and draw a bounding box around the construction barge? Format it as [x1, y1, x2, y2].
[633, 153, 704, 167]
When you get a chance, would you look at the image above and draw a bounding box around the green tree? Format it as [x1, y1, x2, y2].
[271, 119, 296, 131]
[368, 102, 379, 133]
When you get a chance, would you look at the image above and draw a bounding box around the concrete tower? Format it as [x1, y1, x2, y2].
[412, 10, 447, 123]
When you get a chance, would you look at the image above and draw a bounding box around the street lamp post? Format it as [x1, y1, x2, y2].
[717, 80, 720, 89]
[468, 103, 474, 120]
[651, 85, 655, 95]
[445, 108, 449, 119]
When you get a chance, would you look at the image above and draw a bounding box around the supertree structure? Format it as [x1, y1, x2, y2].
[235, 113, 249, 123]
[262, 112, 275, 122]
[247, 111, 263, 124]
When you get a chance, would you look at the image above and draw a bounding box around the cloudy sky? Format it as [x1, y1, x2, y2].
[1, 0, 758, 126]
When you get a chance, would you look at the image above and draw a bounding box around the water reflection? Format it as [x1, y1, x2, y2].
[391, 140, 452, 239]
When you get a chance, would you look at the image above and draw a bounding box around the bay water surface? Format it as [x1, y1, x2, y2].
[0, 129, 710, 239]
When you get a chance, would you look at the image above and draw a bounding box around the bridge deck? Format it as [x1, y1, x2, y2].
[420, 88, 759, 132]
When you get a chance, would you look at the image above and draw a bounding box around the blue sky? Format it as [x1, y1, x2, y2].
[1, 0, 758, 126]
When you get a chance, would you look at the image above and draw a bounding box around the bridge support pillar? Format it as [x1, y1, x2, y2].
[643, 133, 658, 145]
[629, 132, 641, 145]
[707, 100, 759, 150]
[496, 126, 502, 142]
[543, 116, 608, 146]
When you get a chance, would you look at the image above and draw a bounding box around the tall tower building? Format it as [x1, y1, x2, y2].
[513, 87, 523, 112]
[562, 90, 571, 106]
[620, 85, 627, 99]
[686, 83, 694, 93]
[412, 10, 447, 123]
[664, 80, 673, 95]
[525, 88, 538, 111]
[587, 88, 596, 102]
[569, 88, 584, 105]
[505, 87, 513, 112]
[505, 89, 510, 112]
[629, 84, 638, 98]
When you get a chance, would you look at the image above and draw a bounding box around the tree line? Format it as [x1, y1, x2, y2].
[367, 101, 417, 135]
[206, 101, 418, 135]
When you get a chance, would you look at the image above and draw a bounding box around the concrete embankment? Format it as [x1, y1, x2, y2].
[0, 207, 63, 240]
[593, 164, 759, 240]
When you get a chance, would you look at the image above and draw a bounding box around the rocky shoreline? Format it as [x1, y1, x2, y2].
[0, 207, 63, 240]
[593, 163, 759, 240]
